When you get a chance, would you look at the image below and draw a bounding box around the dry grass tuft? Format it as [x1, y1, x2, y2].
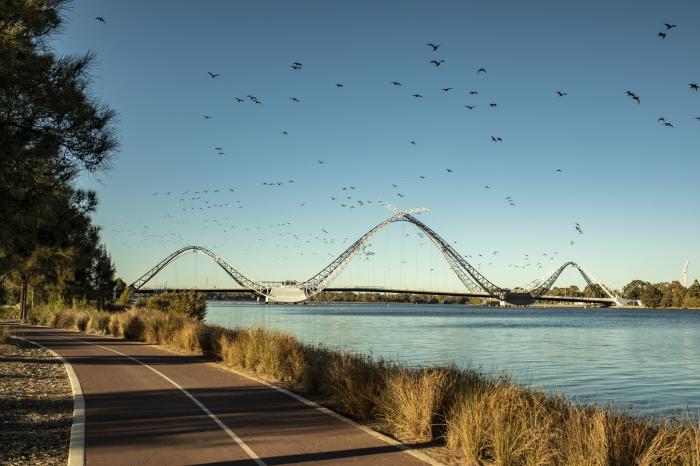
[121, 311, 145, 341]
[74, 312, 90, 332]
[218, 327, 306, 382]
[326, 352, 384, 421]
[0, 326, 11, 344]
[378, 366, 450, 441]
[87, 312, 111, 334]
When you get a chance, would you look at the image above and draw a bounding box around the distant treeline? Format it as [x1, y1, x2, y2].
[547, 279, 700, 308]
[308, 291, 484, 305]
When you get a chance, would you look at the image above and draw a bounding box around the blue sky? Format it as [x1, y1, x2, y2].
[55, 0, 700, 291]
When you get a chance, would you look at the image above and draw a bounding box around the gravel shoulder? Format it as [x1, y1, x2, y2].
[0, 328, 72, 466]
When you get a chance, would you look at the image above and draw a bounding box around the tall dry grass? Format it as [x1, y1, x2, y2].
[0, 326, 11, 344]
[36, 305, 700, 464]
[378, 366, 451, 440]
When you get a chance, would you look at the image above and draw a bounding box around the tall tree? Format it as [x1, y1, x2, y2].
[1, 0, 118, 319]
[92, 245, 115, 310]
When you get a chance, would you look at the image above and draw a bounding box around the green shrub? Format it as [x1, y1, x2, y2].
[146, 291, 207, 320]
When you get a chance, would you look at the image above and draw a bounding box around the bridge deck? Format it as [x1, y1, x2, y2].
[134, 287, 614, 305]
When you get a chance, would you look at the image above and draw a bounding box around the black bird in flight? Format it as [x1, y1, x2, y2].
[469, 90, 479, 95]
[290, 62, 302, 70]
[392, 81, 402, 86]
[556, 91, 568, 97]
[336, 83, 344, 87]
[427, 43, 441, 51]
[664, 122, 674, 128]
[410, 141, 416, 145]
[626, 91, 640, 103]
[202, 115, 212, 119]
[695, 117, 700, 121]
[690, 83, 699, 91]
[317, 160, 325, 164]
[664, 23, 677, 29]
[208, 72, 220, 79]
[445, 168, 453, 173]
[430, 59, 445, 67]
[658, 117, 666, 122]
[95, 16, 106, 23]
[464, 105, 477, 110]
[489, 103, 497, 108]
[658, 32, 667, 39]
[281, 131, 288, 135]
[555, 169, 562, 172]
[477, 68, 487, 74]
[442, 87, 453, 92]
[234, 97, 245, 102]
[412, 94, 423, 98]
[491, 136, 503, 142]
[290, 97, 300, 102]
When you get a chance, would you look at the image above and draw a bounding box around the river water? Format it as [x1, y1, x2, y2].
[206, 303, 700, 417]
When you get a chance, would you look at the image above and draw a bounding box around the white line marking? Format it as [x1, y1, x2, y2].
[14, 335, 86, 466]
[46, 332, 266, 466]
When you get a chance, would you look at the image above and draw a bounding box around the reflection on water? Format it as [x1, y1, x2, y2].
[206, 303, 700, 417]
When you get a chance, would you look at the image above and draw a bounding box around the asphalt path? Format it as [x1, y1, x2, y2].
[11, 324, 436, 466]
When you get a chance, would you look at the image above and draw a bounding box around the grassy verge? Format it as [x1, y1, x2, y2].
[30, 306, 700, 465]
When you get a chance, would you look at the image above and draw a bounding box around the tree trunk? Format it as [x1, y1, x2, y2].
[20, 277, 28, 322]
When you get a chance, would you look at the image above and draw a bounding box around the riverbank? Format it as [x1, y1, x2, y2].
[0, 326, 72, 465]
[23, 306, 700, 464]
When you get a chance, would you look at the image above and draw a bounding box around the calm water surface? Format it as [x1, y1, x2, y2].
[206, 303, 700, 417]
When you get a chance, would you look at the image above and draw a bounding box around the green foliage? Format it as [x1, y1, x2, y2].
[308, 291, 479, 305]
[117, 286, 133, 306]
[113, 278, 127, 300]
[0, 305, 20, 320]
[146, 291, 207, 321]
[623, 280, 651, 301]
[683, 280, 700, 308]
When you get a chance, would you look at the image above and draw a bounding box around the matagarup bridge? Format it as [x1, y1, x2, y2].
[129, 209, 633, 306]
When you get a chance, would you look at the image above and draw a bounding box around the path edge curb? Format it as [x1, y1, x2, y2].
[15, 334, 86, 466]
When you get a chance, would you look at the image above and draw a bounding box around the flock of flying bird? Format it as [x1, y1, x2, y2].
[93, 14, 699, 285]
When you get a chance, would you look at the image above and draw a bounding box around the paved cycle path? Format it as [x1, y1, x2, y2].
[12, 324, 436, 466]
